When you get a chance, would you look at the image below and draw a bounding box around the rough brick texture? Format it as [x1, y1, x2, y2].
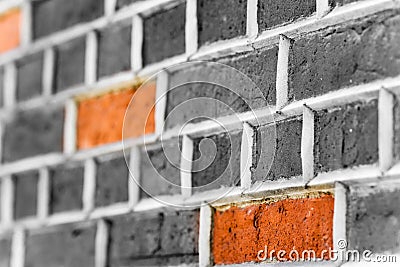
[95, 153, 129, 207]
[0, 8, 20, 54]
[143, 2, 186, 66]
[0, 236, 11, 267]
[314, 100, 378, 173]
[2, 106, 64, 162]
[16, 52, 43, 102]
[258, 0, 316, 32]
[253, 117, 302, 182]
[212, 193, 334, 264]
[55, 36, 86, 93]
[77, 83, 155, 149]
[108, 209, 199, 266]
[32, 0, 104, 39]
[140, 138, 181, 198]
[97, 22, 131, 78]
[192, 131, 242, 192]
[197, 0, 247, 46]
[346, 182, 400, 254]
[13, 170, 39, 219]
[289, 11, 400, 102]
[25, 222, 96, 267]
[49, 163, 84, 214]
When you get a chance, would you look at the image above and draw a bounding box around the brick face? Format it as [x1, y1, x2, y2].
[13, 170, 39, 219]
[0, 236, 11, 267]
[16, 52, 43, 102]
[212, 194, 334, 265]
[0, 8, 20, 54]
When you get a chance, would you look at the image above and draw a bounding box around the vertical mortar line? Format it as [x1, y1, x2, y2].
[132, 15, 143, 73]
[10, 227, 25, 267]
[128, 146, 141, 208]
[240, 122, 254, 191]
[333, 182, 348, 264]
[4, 62, 17, 109]
[42, 48, 55, 97]
[181, 135, 193, 198]
[37, 167, 49, 221]
[20, 0, 32, 47]
[378, 88, 395, 173]
[276, 35, 291, 110]
[246, 0, 258, 39]
[105, 0, 117, 17]
[302, 105, 315, 183]
[83, 158, 96, 214]
[1, 175, 14, 226]
[63, 99, 77, 155]
[85, 31, 98, 86]
[316, 0, 330, 19]
[155, 70, 169, 136]
[185, 0, 198, 57]
[95, 219, 109, 267]
[199, 204, 213, 267]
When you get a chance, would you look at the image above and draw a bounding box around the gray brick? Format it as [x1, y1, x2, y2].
[0, 68, 3, 107]
[25, 222, 96, 267]
[197, 0, 247, 46]
[95, 153, 129, 207]
[16, 52, 43, 102]
[394, 97, 400, 161]
[49, 162, 84, 214]
[0, 235, 11, 267]
[2, 106, 64, 162]
[116, 0, 146, 10]
[32, 0, 104, 39]
[55, 36, 86, 93]
[143, 2, 186, 66]
[13, 170, 39, 220]
[314, 100, 378, 173]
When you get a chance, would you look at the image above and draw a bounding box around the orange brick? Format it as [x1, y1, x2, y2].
[77, 82, 156, 149]
[212, 194, 334, 265]
[0, 8, 21, 54]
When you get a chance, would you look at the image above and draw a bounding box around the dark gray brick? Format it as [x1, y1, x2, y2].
[314, 100, 378, 173]
[49, 162, 84, 214]
[55, 36, 86, 93]
[95, 153, 129, 207]
[0, 67, 3, 107]
[258, 0, 315, 32]
[109, 209, 199, 266]
[253, 117, 302, 182]
[2, 106, 64, 162]
[32, 0, 104, 39]
[197, 0, 247, 46]
[288, 11, 400, 102]
[346, 182, 400, 254]
[116, 0, 146, 10]
[13, 170, 39, 220]
[192, 131, 241, 192]
[0, 235, 11, 267]
[331, 0, 363, 7]
[97, 21, 131, 78]
[16, 52, 43, 102]
[25, 222, 96, 267]
[143, 2, 186, 66]
[140, 138, 181, 198]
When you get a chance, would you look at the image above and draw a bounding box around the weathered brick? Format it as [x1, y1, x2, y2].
[16, 52, 43, 102]
[140, 138, 181, 198]
[13, 170, 38, 220]
[0, 67, 3, 107]
[346, 182, 400, 254]
[2, 106, 64, 162]
[95, 153, 129, 207]
[97, 21, 131, 78]
[108, 209, 199, 266]
[32, 0, 104, 39]
[0, 8, 20, 54]
[314, 100, 378, 173]
[258, 0, 315, 32]
[55, 36, 86, 93]
[143, 2, 186, 66]
[116, 0, 145, 10]
[197, 0, 247, 46]
[0, 235, 11, 267]
[253, 117, 302, 182]
[212, 193, 334, 264]
[289, 11, 400, 102]
[25, 222, 96, 267]
[77, 83, 155, 149]
[49, 162, 84, 214]
[192, 131, 241, 193]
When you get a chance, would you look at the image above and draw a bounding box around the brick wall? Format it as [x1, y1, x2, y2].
[0, 0, 399, 266]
